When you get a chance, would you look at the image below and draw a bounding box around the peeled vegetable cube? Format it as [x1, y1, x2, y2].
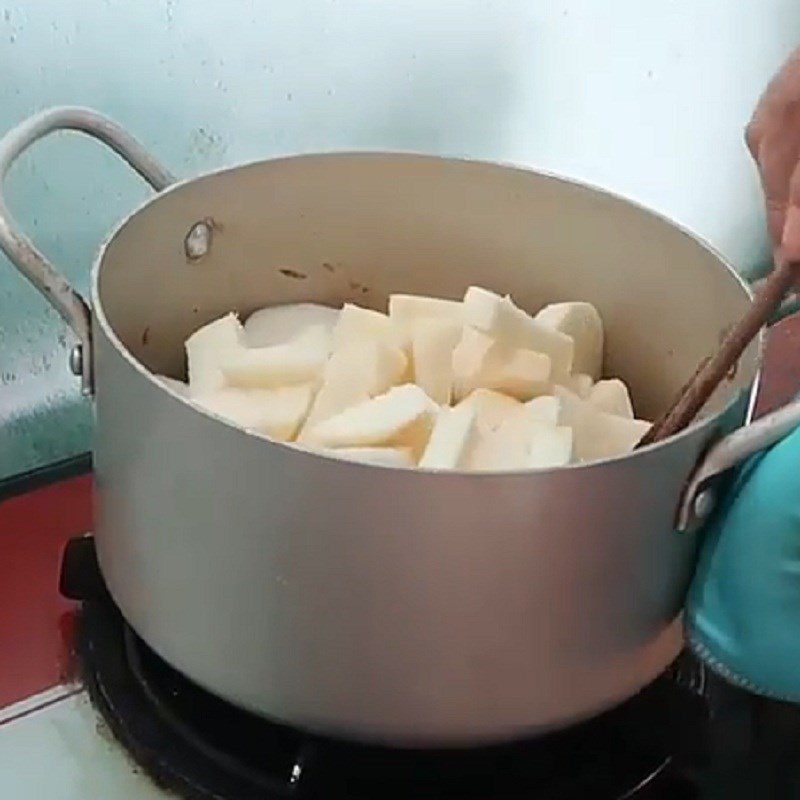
[462, 286, 574, 378]
[331, 447, 415, 468]
[457, 389, 522, 434]
[185, 313, 246, 396]
[333, 303, 401, 350]
[303, 384, 438, 458]
[493, 349, 551, 400]
[298, 340, 408, 439]
[419, 405, 479, 469]
[452, 328, 550, 401]
[554, 386, 650, 461]
[558, 372, 593, 398]
[470, 405, 572, 471]
[222, 325, 330, 389]
[588, 378, 634, 418]
[535, 301, 604, 380]
[462, 286, 516, 335]
[388, 294, 462, 325]
[244, 303, 338, 348]
[389, 294, 463, 353]
[411, 319, 462, 405]
[468, 417, 528, 471]
[193, 385, 314, 441]
[526, 395, 564, 426]
[528, 425, 573, 468]
[452, 328, 493, 399]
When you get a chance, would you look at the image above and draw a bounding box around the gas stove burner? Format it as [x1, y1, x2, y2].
[63, 536, 707, 799]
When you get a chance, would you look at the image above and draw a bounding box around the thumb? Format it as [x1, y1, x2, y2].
[781, 161, 800, 263]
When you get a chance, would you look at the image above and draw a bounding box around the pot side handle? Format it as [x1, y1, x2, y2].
[677, 262, 800, 530]
[676, 396, 800, 531]
[0, 106, 175, 395]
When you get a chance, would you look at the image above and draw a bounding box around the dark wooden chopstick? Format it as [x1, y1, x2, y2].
[637, 259, 800, 448]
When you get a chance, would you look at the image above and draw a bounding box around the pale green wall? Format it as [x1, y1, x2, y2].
[1, 0, 798, 480]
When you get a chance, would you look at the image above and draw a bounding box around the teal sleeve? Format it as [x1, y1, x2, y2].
[685, 423, 800, 699]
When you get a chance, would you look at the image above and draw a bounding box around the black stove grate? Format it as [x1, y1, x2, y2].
[65, 535, 707, 799]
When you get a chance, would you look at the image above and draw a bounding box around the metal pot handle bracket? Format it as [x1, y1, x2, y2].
[0, 106, 175, 395]
[676, 313, 800, 532]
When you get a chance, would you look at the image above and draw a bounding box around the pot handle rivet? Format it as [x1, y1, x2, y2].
[69, 343, 83, 376]
[676, 398, 800, 531]
[692, 489, 716, 522]
[184, 219, 214, 261]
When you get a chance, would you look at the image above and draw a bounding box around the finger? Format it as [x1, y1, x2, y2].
[783, 159, 800, 263]
[766, 198, 789, 251]
[745, 119, 762, 160]
[756, 132, 800, 250]
[743, 120, 787, 250]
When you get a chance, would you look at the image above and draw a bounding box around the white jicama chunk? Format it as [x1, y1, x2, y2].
[193, 385, 314, 441]
[452, 328, 494, 401]
[468, 406, 536, 471]
[462, 286, 574, 378]
[535, 301, 603, 379]
[457, 389, 522, 434]
[452, 328, 550, 401]
[388, 294, 462, 325]
[528, 425, 573, 468]
[526, 395, 563, 426]
[469, 429, 522, 472]
[185, 312, 246, 396]
[244, 303, 338, 348]
[493, 349, 551, 400]
[155, 375, 189, 397]
[332, 303, 401, 350]
[554, 386, 651, 462]
[558, 372, 594, 398]
[470, 412, 573, 472]
[419, 405, 479, 469]
[297, 340, 408, 440]
[411, 318, 462, 405]
[303, 384, 438, 459]
[221, 325, 330, 389]
[462, 286, 516, 335]
[588, 378, 634, 418]
[330, 447, 416, 468]
[389, 294, 463, 353]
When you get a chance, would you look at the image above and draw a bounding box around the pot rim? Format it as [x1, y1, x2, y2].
[90, 150, 761, 477]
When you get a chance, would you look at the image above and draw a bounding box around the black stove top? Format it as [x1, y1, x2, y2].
[61, 535, 800, 799]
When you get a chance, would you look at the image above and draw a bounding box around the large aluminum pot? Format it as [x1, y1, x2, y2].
[2, 108, 800, 746]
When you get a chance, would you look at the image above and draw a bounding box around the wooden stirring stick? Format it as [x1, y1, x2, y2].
[637, 259, 800, 448]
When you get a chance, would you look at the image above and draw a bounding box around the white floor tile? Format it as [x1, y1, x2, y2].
[0, 691, 173, 799]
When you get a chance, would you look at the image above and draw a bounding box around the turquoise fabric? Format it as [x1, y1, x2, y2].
[686, 423, 800, 699]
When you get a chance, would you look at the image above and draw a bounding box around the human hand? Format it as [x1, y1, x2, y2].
[746, 48, 800, 263]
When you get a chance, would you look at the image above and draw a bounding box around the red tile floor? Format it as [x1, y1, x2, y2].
[0, 314, 798, 711]
[0, 473, 90, 707]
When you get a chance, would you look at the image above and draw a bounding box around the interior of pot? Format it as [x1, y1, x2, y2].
[95, 153, 758, 421]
